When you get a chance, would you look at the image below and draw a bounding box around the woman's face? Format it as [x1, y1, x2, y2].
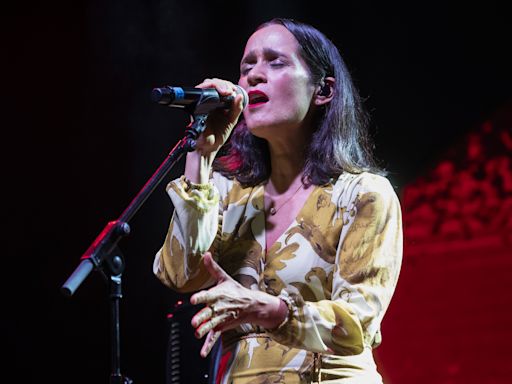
[239, 24, 317, 140]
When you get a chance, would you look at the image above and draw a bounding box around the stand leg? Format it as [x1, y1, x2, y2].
[110, 271, 133, 384]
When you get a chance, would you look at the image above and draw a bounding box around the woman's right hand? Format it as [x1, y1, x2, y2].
[192, 78, 245, 156]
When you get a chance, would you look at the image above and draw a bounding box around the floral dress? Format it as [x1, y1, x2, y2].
[154, 171, 403, 383]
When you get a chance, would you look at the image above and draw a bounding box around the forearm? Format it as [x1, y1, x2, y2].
[184, 149, 217, 184]
[153, 176, 221, 291]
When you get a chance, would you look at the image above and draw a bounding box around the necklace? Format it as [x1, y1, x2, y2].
[266, 182, 304, 215]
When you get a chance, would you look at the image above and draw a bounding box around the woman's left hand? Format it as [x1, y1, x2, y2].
[190, 252, 287, 357]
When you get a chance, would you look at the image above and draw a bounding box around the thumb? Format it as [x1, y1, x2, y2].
[203, 252, 230, 282]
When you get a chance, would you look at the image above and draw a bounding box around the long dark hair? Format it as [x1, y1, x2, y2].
[213, 18, 385, 187]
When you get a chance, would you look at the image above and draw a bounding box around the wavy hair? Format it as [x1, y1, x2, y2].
[213, 18, 384, 187]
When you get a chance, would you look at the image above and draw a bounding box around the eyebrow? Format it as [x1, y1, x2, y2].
[241, 48, 287, 65]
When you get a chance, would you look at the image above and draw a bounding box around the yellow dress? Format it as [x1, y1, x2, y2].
[154, 171, 403, 383]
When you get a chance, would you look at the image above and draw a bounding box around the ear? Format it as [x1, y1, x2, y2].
[314, 76, 335, 106]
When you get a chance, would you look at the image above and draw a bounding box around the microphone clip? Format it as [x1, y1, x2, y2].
[182, 114, 208, 152]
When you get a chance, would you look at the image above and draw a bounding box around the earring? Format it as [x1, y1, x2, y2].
[318, 84, 330, 96]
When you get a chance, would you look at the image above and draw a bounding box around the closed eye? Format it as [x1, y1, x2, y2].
[269, 59, 285, 68]
[240, 64, 253, 75]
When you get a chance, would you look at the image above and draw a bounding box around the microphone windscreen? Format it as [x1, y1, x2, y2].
[235, 85, 249, 109]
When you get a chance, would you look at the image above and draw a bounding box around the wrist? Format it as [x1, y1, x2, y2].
[257, 294, 289, 330]
[185, 151, 216, 184]
[273, 298, 290, 329]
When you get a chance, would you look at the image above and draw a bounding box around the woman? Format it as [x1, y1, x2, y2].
[154, 18, 403, 383]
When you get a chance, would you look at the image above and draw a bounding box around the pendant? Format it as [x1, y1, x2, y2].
[269, 206, 277, 215]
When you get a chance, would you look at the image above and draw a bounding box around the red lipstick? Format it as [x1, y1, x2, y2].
[248, 90, 269, 108]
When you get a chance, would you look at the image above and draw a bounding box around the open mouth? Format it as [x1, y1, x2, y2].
[248, 90, 269, 107]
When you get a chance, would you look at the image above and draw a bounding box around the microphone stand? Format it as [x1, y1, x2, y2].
[61, 99, 213, 384]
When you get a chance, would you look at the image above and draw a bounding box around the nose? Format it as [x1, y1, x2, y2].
[247, 63, 266, 86]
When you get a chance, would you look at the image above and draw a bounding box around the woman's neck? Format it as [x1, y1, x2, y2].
[266, 139, 307, 194]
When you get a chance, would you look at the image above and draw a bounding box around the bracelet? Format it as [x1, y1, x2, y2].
[273, 294, 294, 331]
[172, 176, 219, 213]
[182, 176, 212, 192]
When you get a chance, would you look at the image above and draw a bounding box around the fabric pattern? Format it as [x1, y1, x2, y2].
[154, 171, 403, 383]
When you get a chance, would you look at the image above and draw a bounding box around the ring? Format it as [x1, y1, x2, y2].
[209, 305, 216, 316]
[230, 310, 239, 319]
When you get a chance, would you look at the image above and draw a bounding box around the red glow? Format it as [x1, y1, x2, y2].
[375, 106, 512, 383]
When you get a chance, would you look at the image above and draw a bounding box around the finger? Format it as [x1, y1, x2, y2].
[203, 252, 231, 282]
[226, 93, 245, 120]
[191, 305, 214, 328]
[195, 79, 236, 95]
[210, 78, 238, 95]
[194, 78, 212, 89]
[190, 289, 210, 305]
[213, 310, 239, 330]
[209, 299, 243, 314]
[200, 330, 221, 358]
[195, 311, 233, 339]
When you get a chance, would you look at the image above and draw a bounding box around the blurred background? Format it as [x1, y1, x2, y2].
[8, 1, 511, 383]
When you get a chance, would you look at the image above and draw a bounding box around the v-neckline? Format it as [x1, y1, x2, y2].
[262, 184, 321, 255]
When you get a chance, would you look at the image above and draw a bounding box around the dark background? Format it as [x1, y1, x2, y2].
[8, 1, 511, 383]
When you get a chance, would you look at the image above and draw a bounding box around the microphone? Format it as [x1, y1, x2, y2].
[151, 85, 248, 112]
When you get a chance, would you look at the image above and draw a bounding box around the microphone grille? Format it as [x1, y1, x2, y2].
[235, 85, 249, 109]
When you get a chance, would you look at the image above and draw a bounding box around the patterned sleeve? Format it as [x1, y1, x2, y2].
[267, 174, 403, 355]
[153, 174, 226, 292]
